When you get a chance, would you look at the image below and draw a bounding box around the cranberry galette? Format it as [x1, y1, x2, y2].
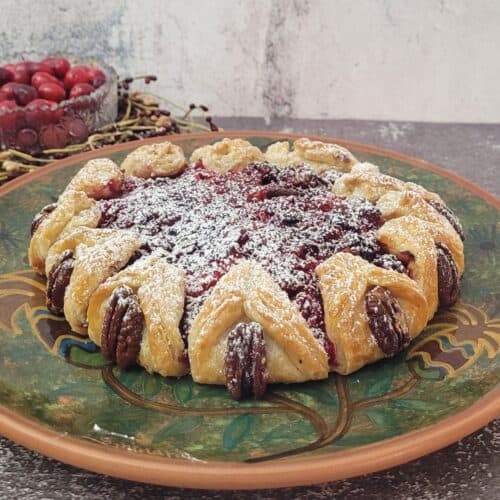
[29, 137, 464, 399]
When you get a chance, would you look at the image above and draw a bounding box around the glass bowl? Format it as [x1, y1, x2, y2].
[0, 55, 117, 153]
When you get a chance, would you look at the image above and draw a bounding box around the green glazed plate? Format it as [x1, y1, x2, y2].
[0, 132, 498, 489]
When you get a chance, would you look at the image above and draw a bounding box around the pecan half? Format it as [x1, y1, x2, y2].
[46, 249, 74, 314]
[436, 242, 460, 307]
[31, 203, 57, 236]
[101, 285, 145, 368]
[427, 200, 464, 241]
[225, 322, 268, 400]
[365, 286, 410, 357]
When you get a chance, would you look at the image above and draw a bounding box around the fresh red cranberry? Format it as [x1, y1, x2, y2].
[29, 62, 54, 75]
[65, 117, 89, 143]
[1, 82, 18, 100]
[38, 82, 66, 102]
[31, 71, 64, 90]
[69, 82, 95, 98]
[87, 68, 106, 88]
[12, 84, 38, 106]
[25, 99, 58, 128]
[0, 91, 9, 102]
[12, 62, 33, 84]
[41, 57, 71, 79]
[15, 128, 38, 150]
[63, 66, 90, 89]
[0, 67, 14, 85]
[39, 123, 69, 149]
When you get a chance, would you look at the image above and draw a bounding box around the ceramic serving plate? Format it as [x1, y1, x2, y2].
[0, 132, 498, 489]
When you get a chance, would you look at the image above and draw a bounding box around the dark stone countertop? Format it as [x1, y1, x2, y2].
[1, 118, 499, 499]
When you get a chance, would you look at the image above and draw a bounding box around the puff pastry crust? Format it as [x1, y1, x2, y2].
[265, 138, 358, 172]
[333, 165, 441, 203]
[316, 252, 428, 375]
[29, 190, 100, 274]
[66, 158, 123, 199]
[190, 138, 264, 173]
[188, 260, 328, 385]
[120, 141, 186, 178]
[46, 227, 141, 334]
[377, 215, 464, 319]
[88, 254, 188, 376]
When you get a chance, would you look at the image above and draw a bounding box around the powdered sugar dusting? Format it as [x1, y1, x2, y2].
[98, 162, 406, 352]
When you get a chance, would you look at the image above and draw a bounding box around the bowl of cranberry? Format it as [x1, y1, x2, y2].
[0, 55, 117, 153]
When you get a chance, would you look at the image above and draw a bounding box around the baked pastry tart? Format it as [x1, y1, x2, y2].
[28, 138, 465, 398]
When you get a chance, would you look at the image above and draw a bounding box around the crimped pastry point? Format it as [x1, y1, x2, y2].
[190, 138, 264, 173]
[188, 260, 328, 388]
[46, 227, 141, 334]
[316, 252, 428, 375]
[121, 141, 187, 178]
[377, 215, 463, 318]
[65, 158, 123, 199]
[88, 254, 188, 377]
[29, 190, 100, 275]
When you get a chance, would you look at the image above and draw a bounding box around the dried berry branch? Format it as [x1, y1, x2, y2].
[0, 75, 220, 186]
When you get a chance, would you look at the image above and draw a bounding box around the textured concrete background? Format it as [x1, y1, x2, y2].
[0, 0, 499, 122]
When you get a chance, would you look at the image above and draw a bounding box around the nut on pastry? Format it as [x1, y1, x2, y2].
[45, 227, 141, 334]
[188, 260, 328, 398]
[121, 141, 187, 178]
[316, 252, 428, 375]
[88, 254, 188, 376]
[190, 138, 264, 173]
[377, 215, 464, 318]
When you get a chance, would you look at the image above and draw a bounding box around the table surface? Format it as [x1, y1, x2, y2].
[1, 118, 499, 499]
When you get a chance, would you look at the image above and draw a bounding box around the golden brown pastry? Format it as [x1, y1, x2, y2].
[190, 138, 264, 173]
[188, 260, 328, 398]
[264, 138, 358, 172]
[333, 165, 441, 203]
[120, 141, 187, 178]
[65, 158, 123, 199]
[88, 254, 187, 376]
[316, 252, 428, 375]
[377, 215, 464, 319]
[29, 190, 100, 274]
[45, 227, 141, 334]
[376, 190, 464, 241]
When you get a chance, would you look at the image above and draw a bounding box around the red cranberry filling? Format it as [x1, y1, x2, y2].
[99, 162, 406, 364]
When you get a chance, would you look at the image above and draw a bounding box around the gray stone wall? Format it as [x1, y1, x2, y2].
[0, 0, 499, 121]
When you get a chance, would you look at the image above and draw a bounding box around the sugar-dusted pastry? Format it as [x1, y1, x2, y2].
[88, 254, 187, 376]
[376, 190, 464, 241]
[333, 164, 441, 203]
[45, 227, 140, 334]
[188, 260, 328, 398]
[190, 138, 264, 173]
[265, 138, 358, 173]
[121, 141, 187, 178]
[377, 215, 464, 318]
[29, 190, 100, 274]
[65, 158, 123, 199]
[28, 137, 465, 399]
[316, 252, 428, 375]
